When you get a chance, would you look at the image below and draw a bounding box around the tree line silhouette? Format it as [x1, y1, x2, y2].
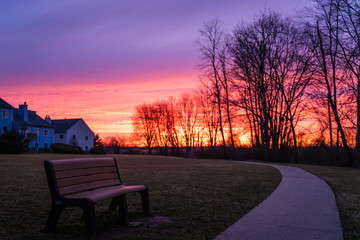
[132, 0, 360, 166]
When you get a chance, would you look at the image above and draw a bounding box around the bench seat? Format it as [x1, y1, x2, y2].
[66, 184, 148, 203]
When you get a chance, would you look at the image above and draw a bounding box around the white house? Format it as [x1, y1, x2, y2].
[50, 118, 94, 151]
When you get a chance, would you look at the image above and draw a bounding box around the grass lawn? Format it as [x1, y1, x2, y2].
[292, 164, 360, 240]
[0, 154, 281, 240]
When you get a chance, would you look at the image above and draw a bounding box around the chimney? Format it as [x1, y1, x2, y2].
[45, 115, 51, 124]
[19, 102, 28, 122]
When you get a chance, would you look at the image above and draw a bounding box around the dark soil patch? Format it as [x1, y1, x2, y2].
[96, 216, 172, 240]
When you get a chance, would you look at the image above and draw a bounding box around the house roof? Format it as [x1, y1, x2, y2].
[51, 119, 82, 133]
[0, 98, 14, 109]
[13, 109, 54, 128]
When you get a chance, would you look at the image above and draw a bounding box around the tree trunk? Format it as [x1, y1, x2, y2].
[329, 96, 353, 166]
[289, 112, 298, 163]
[356, 82, 360, 150]
[328, 94, 334, 164]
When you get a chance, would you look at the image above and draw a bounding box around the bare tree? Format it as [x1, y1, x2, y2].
[197, 19, 233, 157]
[149, 99, 180, 155]
[230, 11, 314, 161]
[104, 136, 121, 154]
[132, 103, 157, 154]
[337, 0, 360, 149]
[178, 93, 199, 152]
[165, 97, 181, 154]
[197, 88, 220, 147]
[303, 0, 353, 165]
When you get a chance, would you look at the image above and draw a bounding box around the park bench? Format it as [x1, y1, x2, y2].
[42, 157, 150, 236]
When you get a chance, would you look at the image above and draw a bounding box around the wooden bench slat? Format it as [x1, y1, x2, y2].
[57, 172, 119, 188]
[55, 167, 117, 180]
[52, 158, 116, 171]
[66, 184, 147, 203]
[59, 179, 121, 195]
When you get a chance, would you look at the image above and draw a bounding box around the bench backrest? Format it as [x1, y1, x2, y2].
[44, 158, 122, 198]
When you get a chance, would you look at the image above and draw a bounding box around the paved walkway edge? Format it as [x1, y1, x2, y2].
[214, 162, 343, 240]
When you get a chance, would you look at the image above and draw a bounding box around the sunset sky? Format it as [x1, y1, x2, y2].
[0, 0, 312, 138]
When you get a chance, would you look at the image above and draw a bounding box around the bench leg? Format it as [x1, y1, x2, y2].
[109, 197, 118, 211]
[118, 195, 129, 225]
[43, 204, 65, 232]
[140, 189, 150, 216]
[109, 196, 129, 225]
[82, 202, 96, 237]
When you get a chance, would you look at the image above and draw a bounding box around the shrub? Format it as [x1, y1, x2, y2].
[90, 146, 106, 154]
[51, 143, 83, 154]
[92, 133, 106, 154]
[0, 130, 29, 153]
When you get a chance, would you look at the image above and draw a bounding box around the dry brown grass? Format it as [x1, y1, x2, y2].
[0, 154, 281, 240]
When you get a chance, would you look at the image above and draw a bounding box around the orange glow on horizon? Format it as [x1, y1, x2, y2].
[0, 72, 199, 140]
[1, 73, 347, 148]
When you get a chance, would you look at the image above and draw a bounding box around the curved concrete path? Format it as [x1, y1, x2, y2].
[214, 162, 343, 240]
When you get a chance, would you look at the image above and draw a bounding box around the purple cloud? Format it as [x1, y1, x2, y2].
[0, 0, 311, 87]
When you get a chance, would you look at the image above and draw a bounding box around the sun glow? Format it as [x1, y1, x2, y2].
[0, 73, 198, 140]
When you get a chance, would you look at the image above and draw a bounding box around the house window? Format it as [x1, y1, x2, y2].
[35, 129, 39, 135]
[2, 110, 8, 118]
[26, 128, 29, 134]
[85, 136, 88, 140]
[35, 142, 39, 148]
[44, 130, 48, 136]
[73, 135, 76, 140]
[44, 143, 48, 149]
[86, 146, 88, 150]
[2, 126, 8, 133]
[60, 134, 63, 139]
